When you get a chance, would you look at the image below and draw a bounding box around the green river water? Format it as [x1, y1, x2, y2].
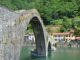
[20, 46, 80, 60]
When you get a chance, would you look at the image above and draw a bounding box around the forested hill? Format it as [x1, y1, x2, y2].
[0, 0, 80, 36]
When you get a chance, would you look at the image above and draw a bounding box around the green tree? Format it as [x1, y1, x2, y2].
[25, 24, 33, 34]
[74, 20, 80, 36]
[60, 26, 67, 32]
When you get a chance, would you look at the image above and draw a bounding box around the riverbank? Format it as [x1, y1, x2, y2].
[54, 42, 80, 48]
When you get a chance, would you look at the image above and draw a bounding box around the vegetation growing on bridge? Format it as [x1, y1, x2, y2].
[0, 0, 80, 36]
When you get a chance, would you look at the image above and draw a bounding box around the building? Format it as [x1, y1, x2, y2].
[24, 33, 35, 44]
[28, 33, 35, 41]
[76, 37, 80, 40]
[53, 30, 76, 42]
[24, 35, 28, 42]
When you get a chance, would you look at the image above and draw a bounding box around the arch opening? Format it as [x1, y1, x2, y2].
[48, 42, 51, 51]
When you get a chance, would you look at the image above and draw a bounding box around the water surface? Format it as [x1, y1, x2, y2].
[20, 46, 80, 60]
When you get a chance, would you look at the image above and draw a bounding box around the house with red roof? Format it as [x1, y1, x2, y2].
[24, 33, 35, 44]
[76, 37, 80, 40]
[53, 30, 76, 42]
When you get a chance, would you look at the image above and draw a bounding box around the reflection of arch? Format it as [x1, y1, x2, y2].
[48, 42, 51, 51]
[26, 17, 46, 56]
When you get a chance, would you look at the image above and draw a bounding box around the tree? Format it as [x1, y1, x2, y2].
[60, 26, 67, 32]
[74, 20, 80, 36]
[60, 16, 73, 32]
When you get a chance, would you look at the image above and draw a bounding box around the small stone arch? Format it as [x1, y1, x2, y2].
[46, 38, 56, 53]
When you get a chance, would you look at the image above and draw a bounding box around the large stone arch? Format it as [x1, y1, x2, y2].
[25, 16, 47, 56]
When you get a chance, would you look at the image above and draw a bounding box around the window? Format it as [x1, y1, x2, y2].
[54, 35, 57, 37]
[66, 35, 68, 37]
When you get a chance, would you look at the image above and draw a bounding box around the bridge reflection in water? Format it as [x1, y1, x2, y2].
[20, 46, 80, 60]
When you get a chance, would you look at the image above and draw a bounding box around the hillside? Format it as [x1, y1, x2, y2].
[46, 25, 61, 33]
[0, 0, 80, 36]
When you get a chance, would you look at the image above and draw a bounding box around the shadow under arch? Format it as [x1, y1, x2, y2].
[26, 16, 46, 56]
[48, 42, 51, 51]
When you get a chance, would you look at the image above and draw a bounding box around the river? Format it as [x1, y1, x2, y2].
[20, 46, 80, 60]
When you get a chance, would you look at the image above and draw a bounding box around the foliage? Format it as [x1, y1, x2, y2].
[25, 24, 33, 34]
[50, 19, 63, 25]
[0, 0, 80, 35]
[0, 0, 79, 24]
[73, 20, 80, 36]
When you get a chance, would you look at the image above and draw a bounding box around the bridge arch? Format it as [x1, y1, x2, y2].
[25, 16, 47, 56]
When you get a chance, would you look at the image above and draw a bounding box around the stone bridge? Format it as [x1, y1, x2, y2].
[0, 7, 55, 60]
